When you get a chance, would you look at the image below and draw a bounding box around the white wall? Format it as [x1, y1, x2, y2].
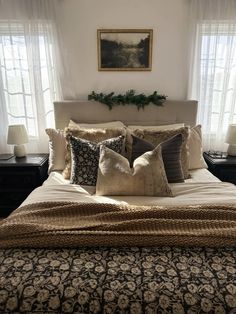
[57, 0, 190, 101]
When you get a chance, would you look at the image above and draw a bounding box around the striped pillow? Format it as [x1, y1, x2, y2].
[132, 127, 189, 179]
[131, 134, 184, 183]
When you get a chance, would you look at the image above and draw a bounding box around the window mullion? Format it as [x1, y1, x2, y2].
[1, 37, 11, 118]
[16, 36, 29, 131]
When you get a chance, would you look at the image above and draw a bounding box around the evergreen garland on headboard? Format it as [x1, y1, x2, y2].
[88, 90, 167, 110]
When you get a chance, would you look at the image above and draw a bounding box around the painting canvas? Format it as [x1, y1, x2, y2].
[97, 29, 153, 71]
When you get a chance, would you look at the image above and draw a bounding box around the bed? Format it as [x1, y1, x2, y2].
[0, 100, 236, 313]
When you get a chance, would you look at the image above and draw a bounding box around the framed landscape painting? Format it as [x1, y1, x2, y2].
[97, 29, 153, 71]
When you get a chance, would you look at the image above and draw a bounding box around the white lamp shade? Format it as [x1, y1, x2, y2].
[7, 124, 29, 145]
[225, 124, 236, 144]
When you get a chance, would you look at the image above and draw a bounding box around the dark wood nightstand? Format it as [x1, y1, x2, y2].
[203, 152, 236, 184]
[0, 154, 48, 217]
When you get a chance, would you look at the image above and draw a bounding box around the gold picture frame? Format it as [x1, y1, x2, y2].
[97, 29, 153, 71]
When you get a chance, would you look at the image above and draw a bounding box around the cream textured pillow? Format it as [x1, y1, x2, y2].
[69, 120, 132, 161]
[63, 127, 126, 179]
[69, 119, 125, 129]
[96, 145, 173, 196]
[188, 125, 207, 170]
[45, 128, 67, 173]
[126, 124, 184, 161]
[132, 127, 190, 179]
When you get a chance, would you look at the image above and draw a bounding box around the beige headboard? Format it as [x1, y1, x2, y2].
[54, 100, 198, 129]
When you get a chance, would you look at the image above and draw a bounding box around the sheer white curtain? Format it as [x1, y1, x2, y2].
[0, 0, 62, 153]
[188, 0, 236, 151]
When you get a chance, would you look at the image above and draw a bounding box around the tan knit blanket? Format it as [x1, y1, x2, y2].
[0, 201, 236, 248]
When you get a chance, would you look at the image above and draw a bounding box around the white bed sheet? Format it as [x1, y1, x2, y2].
[21, 169, 236, 207]
[44, 168, 221, 187]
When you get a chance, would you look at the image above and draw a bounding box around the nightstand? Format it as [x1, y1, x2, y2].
[0, 154, 48, 217]
[203, 152, 236, 184]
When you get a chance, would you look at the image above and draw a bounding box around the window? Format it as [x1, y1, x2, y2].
[0, 22, 59, 139]
[195, 22, 236, 150]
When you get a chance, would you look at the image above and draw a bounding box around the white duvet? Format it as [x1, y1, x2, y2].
[21, 169, 236, 207]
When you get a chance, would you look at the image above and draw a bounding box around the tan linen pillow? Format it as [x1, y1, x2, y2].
[96, 145, 172, 196]
[132, 127, 190, 179]
[69, 120, 132, 161]
[45, 128, 67, 173]
[63, 127, 126, 179]
[188, 125, 207, 170]
[69, 119, 125, 129]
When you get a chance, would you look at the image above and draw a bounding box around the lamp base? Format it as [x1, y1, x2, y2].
[227, 144, 236, 156]
[14, 145, 26, 158]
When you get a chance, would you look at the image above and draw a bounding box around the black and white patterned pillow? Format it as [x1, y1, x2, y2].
[69, 135, 124, 186]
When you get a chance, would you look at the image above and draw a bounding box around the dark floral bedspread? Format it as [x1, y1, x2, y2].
[0, 246, 236, 313]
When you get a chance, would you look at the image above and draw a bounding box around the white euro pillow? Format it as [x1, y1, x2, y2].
[45, 128, 67, 173]
[188, 125, 207, 170]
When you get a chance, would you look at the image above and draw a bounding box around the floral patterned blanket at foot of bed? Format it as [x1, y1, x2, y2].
[0, 246, 236, 313]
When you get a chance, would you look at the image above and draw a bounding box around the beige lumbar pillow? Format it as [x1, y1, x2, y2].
[96, 145, 173, 196]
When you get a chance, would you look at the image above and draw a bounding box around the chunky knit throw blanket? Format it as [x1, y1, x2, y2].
[0, 201, 236, 247]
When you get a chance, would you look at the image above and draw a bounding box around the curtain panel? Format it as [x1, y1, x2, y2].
[0, 0, 63, 153]
[188, 0, 236, 151]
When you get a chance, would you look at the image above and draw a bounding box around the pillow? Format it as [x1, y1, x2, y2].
[69, 135, 124, 186]
[126, 124, 184, 162]
[161, 134, 185, 183]
[128, 123, 184, 131]
[96, 145, 173, 196]
[63, 127, 126, 179]
[132, 127, 190, 179]
[131, 135, 155, 164]
[69, 119, 125, 129]
[45, 128, 67, 173]
[188, 125, 207, 170]
[131, 134, 184, 183]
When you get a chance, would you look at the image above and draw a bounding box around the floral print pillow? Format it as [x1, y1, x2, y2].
[69, 135, 124, 185]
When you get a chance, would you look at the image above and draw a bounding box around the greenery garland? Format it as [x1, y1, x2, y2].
[88, 90, 167, 110]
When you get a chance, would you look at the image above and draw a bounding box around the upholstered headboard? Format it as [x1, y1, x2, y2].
[54, 100, 198, 129]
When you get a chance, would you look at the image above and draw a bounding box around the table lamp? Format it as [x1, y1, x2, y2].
[7, 124, 29, 158]
[225, 124, 236, 156]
